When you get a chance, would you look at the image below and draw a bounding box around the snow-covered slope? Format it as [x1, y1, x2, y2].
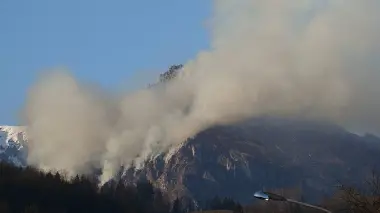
[0, 126, 28, 166]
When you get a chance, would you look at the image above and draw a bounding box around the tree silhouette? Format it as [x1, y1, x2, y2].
[171, 197, 182, 213]
[338, 170, 380, 213]
[0, 161, 171, 213]
[159, 64, 183, 83]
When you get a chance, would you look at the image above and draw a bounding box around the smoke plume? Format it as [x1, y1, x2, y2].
[24, 0, 380, 184]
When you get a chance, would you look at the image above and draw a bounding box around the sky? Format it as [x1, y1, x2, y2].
[0, 0, 211, 125]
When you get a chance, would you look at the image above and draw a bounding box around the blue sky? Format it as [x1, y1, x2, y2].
[0, 0, 211, 125]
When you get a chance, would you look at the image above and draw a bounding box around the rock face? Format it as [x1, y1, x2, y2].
[121, 118, 380, 204]
[0, 126, 28, 167]
[2, 119, 380, 204]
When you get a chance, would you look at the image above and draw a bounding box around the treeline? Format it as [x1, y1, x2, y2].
[0, 161, 173, 213]
[1, 161, 380, 213]
[170, 196, 244, 213]
[159, 64, 183, 83]
[0, 161, 242, 213]
[201, 196, 243, 213]
[148, 64, 183, 88]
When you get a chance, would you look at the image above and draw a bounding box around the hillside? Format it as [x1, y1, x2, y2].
[120, 118, 380, 204]
[1, 118, 380, 205]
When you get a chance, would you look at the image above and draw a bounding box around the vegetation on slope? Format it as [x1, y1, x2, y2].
[1, 160, 380, 212]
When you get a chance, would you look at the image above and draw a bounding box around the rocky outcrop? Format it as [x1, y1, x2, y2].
[121, 118, 380, 204]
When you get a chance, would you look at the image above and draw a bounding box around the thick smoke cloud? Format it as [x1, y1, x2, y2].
[24, 0, 380, 184]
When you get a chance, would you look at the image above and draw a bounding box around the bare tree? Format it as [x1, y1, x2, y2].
[339, 170, 380, 213]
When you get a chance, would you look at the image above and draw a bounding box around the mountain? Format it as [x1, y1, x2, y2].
[2, 119, 380, 205]
[120, 118, 380, 204]
[0, 126, 28, 167]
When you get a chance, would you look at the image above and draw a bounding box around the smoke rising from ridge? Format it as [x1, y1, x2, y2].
[24, 0, 380, 184]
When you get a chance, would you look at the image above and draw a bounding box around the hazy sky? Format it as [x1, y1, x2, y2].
[0, 0, 211, 124]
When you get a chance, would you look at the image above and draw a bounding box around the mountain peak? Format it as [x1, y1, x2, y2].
[0, 126, 28, 166]
[0, 126, 27, 147]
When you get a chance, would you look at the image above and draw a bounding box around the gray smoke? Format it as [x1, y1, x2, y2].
[23, 0, 380, 184]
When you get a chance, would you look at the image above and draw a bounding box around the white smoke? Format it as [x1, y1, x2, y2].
[23, 0, 380, 185]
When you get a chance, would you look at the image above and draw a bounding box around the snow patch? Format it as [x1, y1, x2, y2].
[0, 126, 28, 166]
[191, 145, 196, 157]
[0, 126, 27, 150]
